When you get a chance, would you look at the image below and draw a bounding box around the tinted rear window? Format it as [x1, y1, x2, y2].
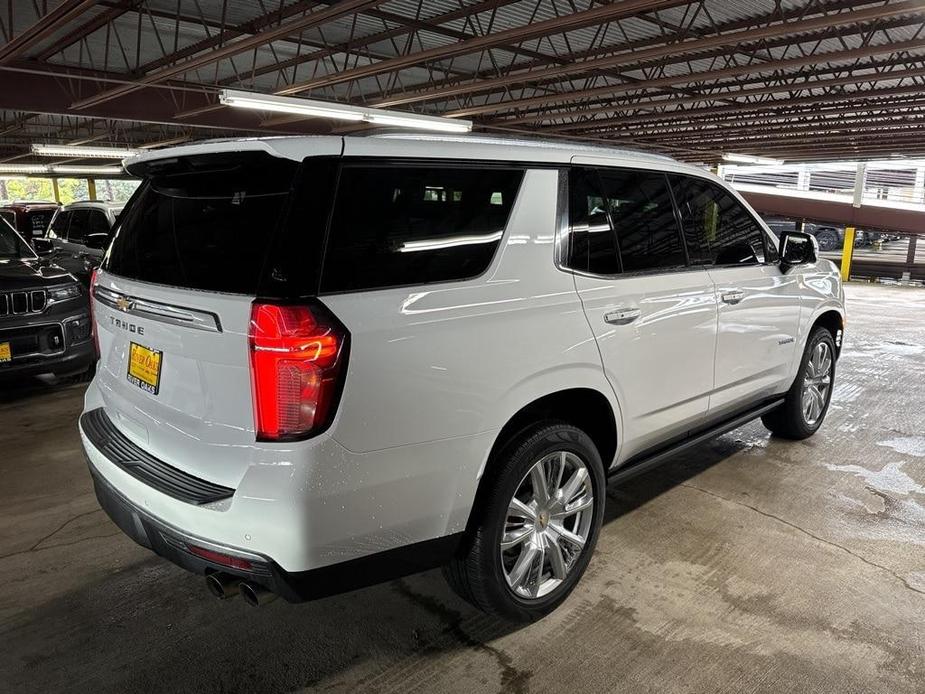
[320, 164, 524, 293]
[105, 152, 298, 293]
[28, 210, 55, 236]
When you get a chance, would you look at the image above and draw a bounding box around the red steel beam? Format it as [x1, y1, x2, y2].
[495, 58, 925, 127]
[0, 0, 97, 64]
[272, 0, 690, 95]
[359, 0, 880, 105]
[609, 114, 925, 143]
[69, 0, 387, 110]
[133, 0, 319, 74]
[542, 86, 925, 132]
[377, 0, 925, 109]
[34, 1, 144, 61]
[448, 36, 925, 118]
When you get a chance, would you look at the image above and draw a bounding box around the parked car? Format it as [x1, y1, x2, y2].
[0, 201, 59, 243]
[40, 200, 122, 285]
[0, 216, 95, 383]
[79, 136, 845, 621]
[761, 216, 856, 251]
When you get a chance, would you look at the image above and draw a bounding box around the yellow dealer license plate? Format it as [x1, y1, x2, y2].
[127, 342, 162, 395]
[0, 342, 10, 363]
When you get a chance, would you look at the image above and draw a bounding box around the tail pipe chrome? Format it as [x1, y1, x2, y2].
[205, 572, 241, 600]
[239, 581, 279, 607]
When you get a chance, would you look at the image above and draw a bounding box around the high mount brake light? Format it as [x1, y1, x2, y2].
[248, 303, 348, 441]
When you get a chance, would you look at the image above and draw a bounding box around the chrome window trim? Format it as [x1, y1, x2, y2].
[94, 286, 222, 333]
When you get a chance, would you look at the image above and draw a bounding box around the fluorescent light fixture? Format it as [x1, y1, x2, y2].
[722, 153, 785, 166]
[220, 90, 364, 121]
[0, 164, 49, 174]
[220, 89, 473, 133]
[0, 163, 124, 176]
[50, 165, 124, 175]
[32, 144, 139, 159]
[365, 112, 472, 133]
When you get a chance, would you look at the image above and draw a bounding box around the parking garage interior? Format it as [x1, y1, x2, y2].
[1, 2, 924, 693]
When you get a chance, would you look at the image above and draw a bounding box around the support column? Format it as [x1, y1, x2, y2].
[913, 166, 925, 204]
[87, 178, 97, 200]
[52, 178, 60, 203]
[840, 228, 856, 282]
[903, 234, 917, 282]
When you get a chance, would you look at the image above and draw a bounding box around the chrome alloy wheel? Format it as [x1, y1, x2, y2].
[500, 451, 594, 599]
[802, 341, 833, 426]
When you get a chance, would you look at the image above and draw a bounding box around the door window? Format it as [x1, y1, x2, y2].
[49, 211, 71, 239]
[0, 210, 15, 231]
[320, 164, 525, 293]
[87, 210, 110, 236]
[564, 168, 619, 275]
[596, 169, 686, 273]
[669, 176, 768, 266]
[67, 210, 90, 245]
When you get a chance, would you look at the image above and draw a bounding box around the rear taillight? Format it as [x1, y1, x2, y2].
[89, 269, 100, 359]
[248, 302, 348, 441]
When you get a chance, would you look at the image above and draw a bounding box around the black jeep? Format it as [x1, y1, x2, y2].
[0, 217, 95, 383]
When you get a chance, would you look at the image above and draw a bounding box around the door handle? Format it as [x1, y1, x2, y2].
[604, 308, 641, 325]
[721, 290, 745, 305]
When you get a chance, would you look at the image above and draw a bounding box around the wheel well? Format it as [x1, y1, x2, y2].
[491, 389, 617, 469]
[812, 310, 844, 357]
[462, 388, 617, 537]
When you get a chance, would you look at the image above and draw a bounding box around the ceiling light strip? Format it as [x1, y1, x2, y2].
[32, 144, 140, 159]
[220, 89, 472, 133]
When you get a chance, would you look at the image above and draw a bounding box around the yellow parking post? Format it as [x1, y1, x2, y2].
[51, 178, 60, 203]
[87, 178, 97, 200]
[840, 226, 856, 282]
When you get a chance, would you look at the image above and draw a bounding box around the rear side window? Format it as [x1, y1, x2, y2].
[106, 152, 298, 294]
[670, 175, 767, 266]
[50, 210, 71, 238]
[565, 168, 619, 275]
[67, 210, 89, 244]
[0, 210, 15, 230]
[88, 210, 110, 236]
[596, 169, 685, 272]
[320, 164, 524, 293]
[29, 210, 55, 237]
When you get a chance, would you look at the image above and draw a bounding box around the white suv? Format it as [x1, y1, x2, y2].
[79, 134, 845, 620]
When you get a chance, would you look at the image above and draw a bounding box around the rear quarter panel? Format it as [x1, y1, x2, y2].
[322, 168, 615, 456]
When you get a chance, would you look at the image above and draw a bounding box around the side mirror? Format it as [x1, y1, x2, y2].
[32, 238, 54, 256]
[779, 231, 817, 268]
[84, 233, 110, 251]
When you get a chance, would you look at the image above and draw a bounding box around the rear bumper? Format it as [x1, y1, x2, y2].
[88, 459, 462, 602]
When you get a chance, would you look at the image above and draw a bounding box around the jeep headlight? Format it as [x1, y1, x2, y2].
[47, 283, 82, 304]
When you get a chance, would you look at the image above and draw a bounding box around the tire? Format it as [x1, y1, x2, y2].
[762, 327, 836, 440]
[443, 422, 605, 621]
[815, 229, 838, 252]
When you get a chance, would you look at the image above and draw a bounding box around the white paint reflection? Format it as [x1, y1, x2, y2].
[399, 231, 503, 252]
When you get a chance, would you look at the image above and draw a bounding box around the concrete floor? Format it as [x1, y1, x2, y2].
[1, 282, 923, 694]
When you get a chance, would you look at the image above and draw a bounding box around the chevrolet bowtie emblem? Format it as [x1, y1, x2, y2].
[115, 295, 134, 312]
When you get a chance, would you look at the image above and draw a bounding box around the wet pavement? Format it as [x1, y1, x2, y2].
[1, 282, 922, 693]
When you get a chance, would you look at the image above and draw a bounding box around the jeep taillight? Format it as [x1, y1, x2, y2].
[248, 302, 348, 441]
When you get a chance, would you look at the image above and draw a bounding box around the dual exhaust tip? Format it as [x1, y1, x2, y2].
[206, 572, 278, 607]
